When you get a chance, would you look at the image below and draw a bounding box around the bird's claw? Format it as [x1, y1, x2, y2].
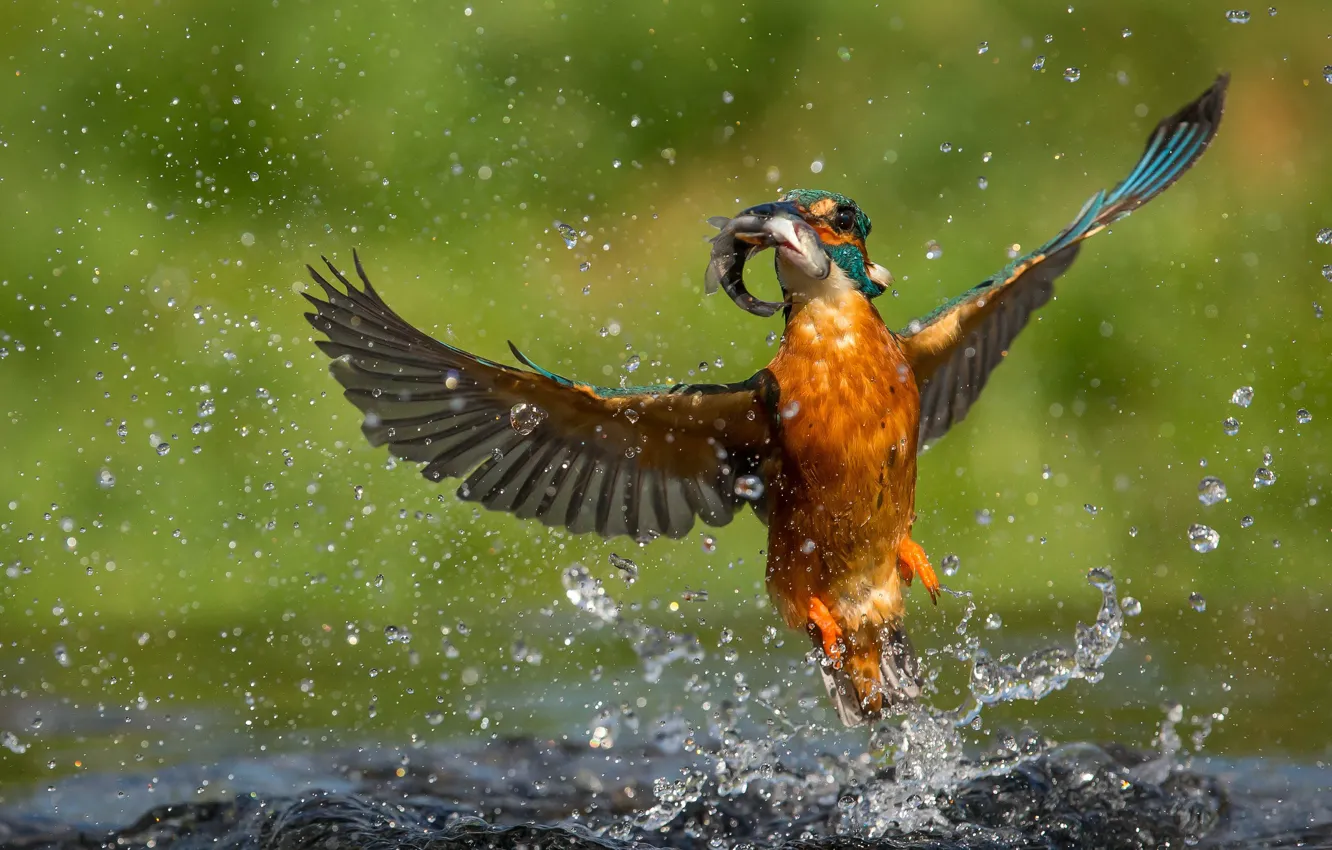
[897, 537, 940, 604]
[807, 596, 845, 667]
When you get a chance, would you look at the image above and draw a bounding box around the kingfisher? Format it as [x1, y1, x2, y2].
[304, 76, 1226, 726]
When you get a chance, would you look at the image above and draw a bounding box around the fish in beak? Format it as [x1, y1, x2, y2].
[705, 200, 830, 317]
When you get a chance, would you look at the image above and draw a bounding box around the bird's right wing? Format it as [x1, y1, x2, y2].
[303, 255, 779, 542]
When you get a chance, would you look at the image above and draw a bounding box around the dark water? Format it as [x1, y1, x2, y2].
[3, 735, 1331, 849]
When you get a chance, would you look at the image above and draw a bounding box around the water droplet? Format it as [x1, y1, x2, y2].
[1222, 416, 1241, 436]
[609, 553, 638, 582]
[1231, 386, 1254, 408]
[781, 400, 801, 420]
[721, 91, 734, 104]
[1032, 55, 1046, 71]
[384, 625, 411, 644]
[939, 141, 953, 153]
[941, 553, 960, 576]
[718, 628, 734, 645]
[426, 711, 445, 726]
[1063, 67, 1081, 83]
[578, 261, 591, 272]
[353, 484, 364, 501]
[1324, 65, 1332, 84]
[1252, 466, 1277, 488]
[53, 644, 70, 667]
[1189, 592, 1207, 613]
[509, 402, 547, 436]
[1084, 503, 1099, 517]
[1225, 9, 1251, 23]
[1198, 476, 1228, 506]
[977, 41, 989, 55]
[1297, 408, 1313, 424]
[553, 220, 578, 249]
[1322, 264, 1332, 282]
[623, 354, 640, 374]
[701, 535, 716, 554]
[982, 151, 993, 163]
[733, 475, 765, 501]
[681, 588, 709, 602]
[800, 538, 817, 554]
[977, 176, 988, 190]
[924, 239, 943, 260]
[1241, 515, 1254, 528]
[1, 731, 27, 755]
[156, 442, 170, 457]
[809, 159, 824, 174]
[1120, 597, 1142, 617]
[1187, 523, 1220, 553]
[97, 468, 116, 489]
[1121, 27, 1132, 37]
[1316, 228, 1332, 245]
[837, 46, 851, 61]
[984, 613, 1002, 630]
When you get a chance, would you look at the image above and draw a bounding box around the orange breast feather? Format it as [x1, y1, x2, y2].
[764, 292, 921, 626]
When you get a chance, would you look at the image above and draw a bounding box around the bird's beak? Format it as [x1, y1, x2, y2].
[705, 201, 830, 317]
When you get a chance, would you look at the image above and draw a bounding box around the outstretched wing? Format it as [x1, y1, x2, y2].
[303, 254, 778, 541]
[900, 74, 1228, 443]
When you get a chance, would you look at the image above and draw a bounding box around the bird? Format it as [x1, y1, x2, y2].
[302, 76, 1227, 726]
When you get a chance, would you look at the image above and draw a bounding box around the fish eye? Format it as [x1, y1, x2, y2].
[833, 205, 857, 232]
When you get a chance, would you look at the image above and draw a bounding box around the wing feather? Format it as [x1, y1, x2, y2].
[305, 254, 779, 540]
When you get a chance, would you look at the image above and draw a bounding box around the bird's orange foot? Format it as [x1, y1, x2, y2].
[897, 537, 940, 604]
[807, 596, 845, 668]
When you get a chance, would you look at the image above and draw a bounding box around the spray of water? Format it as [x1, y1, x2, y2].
[562, 560, 1130, 840]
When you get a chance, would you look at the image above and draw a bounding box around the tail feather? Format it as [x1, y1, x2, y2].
[817, 622, 921, 727]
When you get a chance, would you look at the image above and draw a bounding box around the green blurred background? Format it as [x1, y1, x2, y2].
[2, 0, 1330, 799]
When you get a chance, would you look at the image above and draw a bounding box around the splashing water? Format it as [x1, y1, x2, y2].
[965, 567, 1124, 712]
[625, 565, 1134, 838]
[562, 565, 703, 683]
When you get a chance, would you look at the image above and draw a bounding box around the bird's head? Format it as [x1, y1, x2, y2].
[710, 190, 893, 316]
[777, 189, 893, 300]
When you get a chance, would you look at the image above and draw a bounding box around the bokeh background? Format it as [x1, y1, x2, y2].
[2, 0, 1330, 801]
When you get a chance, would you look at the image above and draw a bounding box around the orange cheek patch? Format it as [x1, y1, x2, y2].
[809, 197, 838, 217]
[809, 221, 867, 252]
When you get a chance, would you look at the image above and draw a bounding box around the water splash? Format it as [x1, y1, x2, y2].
[562, 565, 703, 684]
[964, 567, 1123, 713]
[626, 566, 1134, 839]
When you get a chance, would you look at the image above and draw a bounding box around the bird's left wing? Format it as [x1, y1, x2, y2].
[899, 74, 1228, 443]
[303, 255, 778, 542]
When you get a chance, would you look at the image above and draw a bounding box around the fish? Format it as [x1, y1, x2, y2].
[705, 204, 831, 317]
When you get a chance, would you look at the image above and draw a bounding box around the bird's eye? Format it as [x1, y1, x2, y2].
[834, 205, 856, 232]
